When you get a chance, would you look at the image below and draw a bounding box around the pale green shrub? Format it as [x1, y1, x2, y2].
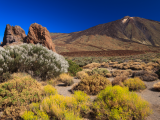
[0, 43, 69, 80]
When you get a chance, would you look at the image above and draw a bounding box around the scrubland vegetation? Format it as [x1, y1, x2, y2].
[1, 43, 160, 119]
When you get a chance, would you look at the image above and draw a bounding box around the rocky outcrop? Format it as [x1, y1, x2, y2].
[24, 23, 56, 52]
[2, 24, 26, 46]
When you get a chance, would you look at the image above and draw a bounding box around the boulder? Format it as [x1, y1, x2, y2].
[24, 23, 56, 52]
[2, 24, 26, 46]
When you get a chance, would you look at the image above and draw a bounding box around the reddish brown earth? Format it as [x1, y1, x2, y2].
[59, 50, 159, 57]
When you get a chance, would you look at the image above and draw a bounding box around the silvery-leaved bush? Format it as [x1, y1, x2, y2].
[3, 43, 69, 79]
[0, 47, 14, 73]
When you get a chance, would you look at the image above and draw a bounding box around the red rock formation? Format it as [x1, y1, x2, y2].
[25, 23, 56, 52]
[2, 24, 26, 46]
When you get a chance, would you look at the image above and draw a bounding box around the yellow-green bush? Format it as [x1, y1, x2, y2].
[43, 84, 58, 96]
[21, 91, 92, 120]
[0, 72, 46, 119]
[76, 71, 89, 79]
[73, 91, 92, 114]
[93, 86, 152, 120]
[21, 111, 38, 120]
[124, 77, 147, 91]
[72, 74, 111, 95]
[21, 110, 49, 120]
[57, 73, 74, 86]
[25, 94, 83, 120]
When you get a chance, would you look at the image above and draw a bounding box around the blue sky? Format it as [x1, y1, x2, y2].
[0, 0, 160, 43]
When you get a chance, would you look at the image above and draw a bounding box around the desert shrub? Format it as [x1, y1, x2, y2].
[43, 84, 58, 96]
[112, 75, 128, 87]
[82, 69, 92, 73]
[93, 86, 152, 120]
[21, 111, 39, 120]
[57, 73, 74, 86]
[73, 91, 92, 115]
[72, 74, 111, 95]
[1, 43, 69, 81]
[21, 109, 49, 120]
[86, 68, 109, 77]
[83, 62, 101, 69]
[0, 71, 13, 83]
[0, 73, 46, 119]
[25, 94, 87, 120]
[130, 65, 143, 70]
[70, 57, 108, 67]
[153, 82, 160, 91]
[76, 71, 89, 79]
[106, 73, 112, 77]
[73, 57, 93, 67]
[111, 70, 132, 77]
[66, 59, 82, 76]
[123, 77, 147, 91]
[0, 47, 14, 82]
[46, 78, 58, 86]
[100, 62, 109, 68]
[132, 70, 158, 81]
[155, 67, 160, 78]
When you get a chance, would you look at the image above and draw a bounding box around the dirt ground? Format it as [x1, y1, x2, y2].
[59, 50, 159, 57]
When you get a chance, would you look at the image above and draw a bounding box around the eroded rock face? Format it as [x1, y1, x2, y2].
[2, 24, 26, 46]
[24, 23, 56, 52]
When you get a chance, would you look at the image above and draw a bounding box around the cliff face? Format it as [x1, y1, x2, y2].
[24, 23, 56, 52]
[2, 24, 26, 46]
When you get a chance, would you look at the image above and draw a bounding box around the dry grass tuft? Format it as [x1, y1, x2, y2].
[83, 62, 101, 69]
[111, 70, 132, 77]
[100, 62, 109, 68]
[153, 82, 160, 91]
[124, 77, 147, 91]
[76, 71, 89, 79]
[132, 70, 158, 81]
[112, 75, 128, 87]
[57, 73, 74, 86]
[72, 74, 111, 95]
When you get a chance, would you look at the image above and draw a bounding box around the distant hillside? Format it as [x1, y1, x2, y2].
[50, 16, 160, 53]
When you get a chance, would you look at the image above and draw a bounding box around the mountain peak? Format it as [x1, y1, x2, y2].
[123, 16, 130, 19]
[122, 16, 134, 23]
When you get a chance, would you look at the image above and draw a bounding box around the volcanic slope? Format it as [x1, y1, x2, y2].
[50, 16, 160, 53]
